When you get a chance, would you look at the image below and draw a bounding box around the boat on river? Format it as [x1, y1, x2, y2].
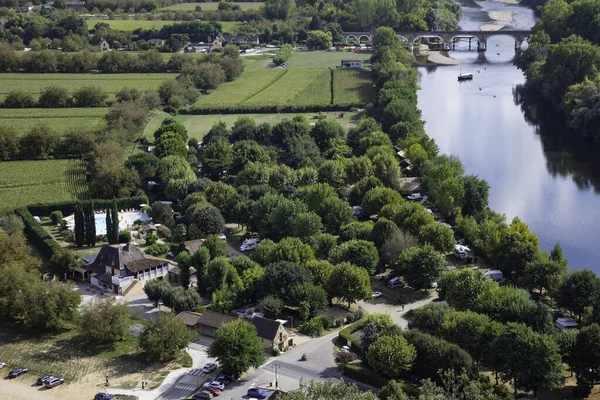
[458, 72, 473, 81]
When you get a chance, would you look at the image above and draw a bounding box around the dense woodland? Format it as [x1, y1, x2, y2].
[516, 0, 600, 139]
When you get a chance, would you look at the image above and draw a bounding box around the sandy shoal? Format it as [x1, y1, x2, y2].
[480, 10, 513, 31]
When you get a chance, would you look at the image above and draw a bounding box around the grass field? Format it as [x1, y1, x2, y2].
[333, 69, 375, 106]
[286, 51, 372, 69]
[0, 73, 176, 102]
[86, 19, 241, 32]
[0, 159, 89, 209]
[159, 1, 263, 11]
[146, 110, 361, 141]
[0, 108, 107, 134]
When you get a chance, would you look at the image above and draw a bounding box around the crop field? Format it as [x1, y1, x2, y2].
[0, 159, 89, 209]
[286, 51, 372, 69]
[146, 110, 361, 141]
[86, 19, 241, 32]
[333, 69, 375, 106]
[243, 69, 331, 106]
[159, 1, 264, 11]
[0, 73, 176, 102]
[194, 69, 285, 107]
[0, 108, 107, 134]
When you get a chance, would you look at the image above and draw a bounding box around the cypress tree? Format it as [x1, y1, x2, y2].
[89, 201, 96, 246]
[105, 207, 113, 244]
[74, 202, 84, 247]
[110, 200, 119, 243]
[84, 201, 96, 247]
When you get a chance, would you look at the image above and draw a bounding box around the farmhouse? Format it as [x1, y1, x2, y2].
[176, 311, 238, 337]
[80, 243, 172, 294]
[66, 0, 85, 10]
[99, 38, 110, 52]
[148, 38, 166, 46]
[223, 34, 259, 45]
[341, 58, 362, 68]
[252, 316, 292, 351]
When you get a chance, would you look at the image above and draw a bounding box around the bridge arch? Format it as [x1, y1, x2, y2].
[412, 34, 448, 51]
[345, 35, 358, 43]
[485, 32, 530, 50]
[358, 35, 371, 44]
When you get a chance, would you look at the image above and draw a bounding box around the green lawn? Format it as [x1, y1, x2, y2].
[0, 73, 176, 102]
[0, 108, 107, 134]
[286, 50, 372, 69]
[146, 110, 361, 142]
[333, 68, 376, 106]
[86, 19, 241, 32]
[159, 1, 264, 11]
[0, 159, 88, 210]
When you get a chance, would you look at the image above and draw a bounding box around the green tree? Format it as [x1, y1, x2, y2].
[207, 319, 266, 378]
[188, 206, 225, 239]
[19, 124, 59, 159]
[326, 262, 372, 307]
[144, 279, 172, 307]
[79, 297, 130, 343]
[419, 223, 455, 253]
[361, 187, 403, 217]
[140, 313, 196, 361]
[438, 268, 497, 311]
[49, 249, 79, 278]
[349, 176, 383, 206]
[259, 295, 284, 318]
[395, 244, 446, 289]
[369, 218, 401, 250]
[379, 380, 410, 400]
[462, 175, 490, 216]
[571, 323, 600, 386]
[260, 261, 312, 303]
[523, 258, 567, 298]
[277, 380, 377, 400]
[38, 85, 70, 108]
[367, 335, 416, 378]
[265, 0, 297, 19]
[202, 137, 233, 179]
[3, 90, 35, 108]
[557, 269, 600, 321]
[291, 282, 329, 319]
[72, 86, 107, 107]
[329, 240, 379, 275]
[202, 234, 228, 259]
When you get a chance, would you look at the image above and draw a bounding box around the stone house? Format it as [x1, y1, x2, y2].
[252, 316, 292, 351]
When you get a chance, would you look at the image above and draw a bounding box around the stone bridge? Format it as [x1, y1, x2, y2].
[344, 30, 532, 52]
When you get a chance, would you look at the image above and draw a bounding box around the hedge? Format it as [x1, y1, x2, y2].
[339, 363, 389, 388]
[27, 196, 148, 217]
[338, 318, 369, 353]
[181, 104, 361, 115]
[16, 207, 62, 259]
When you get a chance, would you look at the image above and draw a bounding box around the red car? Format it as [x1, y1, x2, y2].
[204, 387, 221, 396]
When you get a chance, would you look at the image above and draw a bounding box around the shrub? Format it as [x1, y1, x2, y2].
[145, 243, 170, 257]
[321, 315, 336, 330]
[49, 211, 63, 225]
[15, 207, 61, 259]
[339, 364, 389, 388]
[272, 347, 280, 357]
[336, 351, 357, 364]
[300, 317, 324, 336]
[157, 225, 171, 239]
[118, 230, 132, 243]
[346, 310, 364, 323]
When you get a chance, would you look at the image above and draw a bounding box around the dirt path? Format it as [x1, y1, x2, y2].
[359, 291, 439, 329]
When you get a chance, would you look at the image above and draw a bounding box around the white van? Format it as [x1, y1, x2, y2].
[484, 269, 504, 282]
[388, 277, 404, 290]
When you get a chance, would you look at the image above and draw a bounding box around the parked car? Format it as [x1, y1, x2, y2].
[248, 388, 268, 399]
[44, 377, 65, 388]
[204, 381, 225, 390]
[0, 362, 6, 368]
[216, 372, 235, 383]
[192, 391, 213, 399]
[8, 367, 28, 378]
[387, 277, 404, 290]
[407, 193, 422, 201]
[94, 394, 115, 400]
[218, 233, 226, 242]
[36, 375, 53, 385]
[240, 238, 260, 252]
[202, 363, 217, 374]
[372, 291, 382, 298]
[453, 244, 471, 260]
[203, 386, 221, 396]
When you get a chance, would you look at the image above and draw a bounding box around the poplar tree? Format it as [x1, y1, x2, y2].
[74, 202, 84, 247]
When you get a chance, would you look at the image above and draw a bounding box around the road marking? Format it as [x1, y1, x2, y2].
[175, 383, 197, 390]
[188, 369, 203, 376]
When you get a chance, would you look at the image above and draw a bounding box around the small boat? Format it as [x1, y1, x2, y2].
[458, 72, 473, 81]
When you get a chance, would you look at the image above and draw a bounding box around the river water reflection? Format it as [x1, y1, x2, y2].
[416, 0, 600, 272]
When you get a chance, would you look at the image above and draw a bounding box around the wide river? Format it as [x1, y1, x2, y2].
[416, 0, 600, 273]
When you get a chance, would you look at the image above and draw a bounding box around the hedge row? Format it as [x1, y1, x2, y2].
[27, 196, 149, 217]
[16, 207, 62, 259]
[182, 104, 360, 115]
[338, 318, 369, 353]
[339, 364, 390, 389]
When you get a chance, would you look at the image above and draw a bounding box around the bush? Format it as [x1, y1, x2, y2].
[338, 319, 368, 353]
[339, 363, 389, 388]
[336, 351, 357, 364]
[145, 243, 170, 257]
[49, 211, 63, 225]
[346, 310, 364, 323]
[118, 230, 132, 243]
[300, 317, 324, 336]
[320, 315, 336, 330]
[157, 225, 171, 239]
[272, 347, 280, 357]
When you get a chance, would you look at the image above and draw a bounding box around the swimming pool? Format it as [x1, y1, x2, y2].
[67, 211, 151, 236]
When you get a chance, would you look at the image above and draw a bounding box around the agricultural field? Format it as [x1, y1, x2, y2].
[243, 68, 331, 106]
[0, 108, 107, 134]
[86, 19, 241, 32]
[286, 50, 372, 69]
[0, 73, 176, 103]
[0, 159, 89, 209]
[159, 1, 264, 11]
[146, 110, 362, 141]
[333, 68, 376, 106]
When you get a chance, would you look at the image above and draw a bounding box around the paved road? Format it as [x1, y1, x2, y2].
[358, 291, 439, 329]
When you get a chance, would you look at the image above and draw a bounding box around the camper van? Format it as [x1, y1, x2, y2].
[388, 277, 404, 290]
[484, 270, 504, 282]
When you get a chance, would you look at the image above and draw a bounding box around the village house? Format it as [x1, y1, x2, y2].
[176, 311, 238, 337]
[183, 239, 205, 256]
[252, 316, 293, 351]
[79, 243, 172, 294]
[341, 58, 362, 68]
[148, 38, 166, 46]
[99, 38, 110, 52]
[19, 2, 34, 12]
[223, 34, 259, 46]
[66, 0, 86, 10]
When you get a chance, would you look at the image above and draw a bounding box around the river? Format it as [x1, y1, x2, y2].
[416, 0, 600, 272]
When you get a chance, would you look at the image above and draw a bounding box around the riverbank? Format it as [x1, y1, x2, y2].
[480, 10, 513, 31]
[416, 50, 460, 66]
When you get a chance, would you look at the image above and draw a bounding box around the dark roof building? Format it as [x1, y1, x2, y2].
[184, 239, 205, 255]
[252, 316, 291, 351]
[176, 311, 238, 337]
